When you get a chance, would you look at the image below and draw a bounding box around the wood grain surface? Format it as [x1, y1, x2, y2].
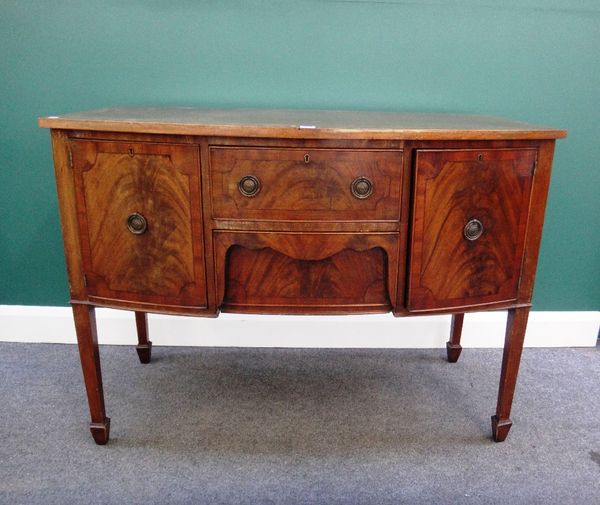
[70, 140, 207, 308]
[213, 231, 400, 313]
[209, 147, 402, 221]
[408, 148, 536, 312]
[38, 108, 567, 140]
[223, 246, 390, 313]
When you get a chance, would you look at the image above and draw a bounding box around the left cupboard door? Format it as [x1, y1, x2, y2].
[69, 139, 207, 311]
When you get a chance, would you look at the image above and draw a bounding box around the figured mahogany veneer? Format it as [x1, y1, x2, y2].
[39, 108, 565, 445]
[408, 148, 536, 312]
[224, 246, 390, 312]
[214, 231, 399, 314]
[209, 147, 402, 221]
[70, 140, 207, 310]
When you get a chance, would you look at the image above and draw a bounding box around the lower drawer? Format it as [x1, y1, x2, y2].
[213, 231, 401, 314]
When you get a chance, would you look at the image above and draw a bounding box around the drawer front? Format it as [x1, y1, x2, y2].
[408, 148, 536, 312]
[70, 140, 207, 308]
[214, 231, 400, 314]
[209, 147, 402, 221]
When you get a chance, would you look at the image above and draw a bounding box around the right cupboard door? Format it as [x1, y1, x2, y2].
[408, 148, 537, 312]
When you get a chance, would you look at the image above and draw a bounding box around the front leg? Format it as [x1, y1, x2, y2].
[492, 307, 529, 442]
[72, 304, 110, 445]
[135, 311, 152, 364]
[446, 313, 464, 362]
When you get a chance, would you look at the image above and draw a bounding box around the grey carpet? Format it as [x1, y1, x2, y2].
[0, 342, 599, 505]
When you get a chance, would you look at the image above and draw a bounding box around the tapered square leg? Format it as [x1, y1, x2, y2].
[492, 307, 529, 442]
[446, 313, 464, 362]
[135, 311, 152, 364]
[72, 304, 110, 445]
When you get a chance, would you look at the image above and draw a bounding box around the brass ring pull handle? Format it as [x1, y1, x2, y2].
[238, 175, 261, 197]
[351, 176, 374, 199]
[127, 213, 148, 235]
[464, 218, 484, 241]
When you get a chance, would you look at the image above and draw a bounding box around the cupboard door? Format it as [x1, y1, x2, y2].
[70, 140, 207, 309]
[408, 149, 536, 312]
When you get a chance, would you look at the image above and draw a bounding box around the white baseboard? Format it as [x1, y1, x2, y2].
[0, 305, 597, 348]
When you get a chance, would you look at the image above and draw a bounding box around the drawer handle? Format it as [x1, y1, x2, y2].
[351, 176, 373, 199]
[464, 219, 484, 241]
[127, 213, 148, 235]
[238, 175, 261, 197]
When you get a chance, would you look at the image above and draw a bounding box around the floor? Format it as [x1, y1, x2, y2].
[1, 342, 599, 504]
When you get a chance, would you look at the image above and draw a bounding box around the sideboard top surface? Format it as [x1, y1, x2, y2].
[38, 107, 567, 140]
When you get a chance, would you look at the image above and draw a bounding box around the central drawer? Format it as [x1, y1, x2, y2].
[209, 147, 403, 221]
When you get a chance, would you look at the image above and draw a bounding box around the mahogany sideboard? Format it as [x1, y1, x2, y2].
[39, 108, 566, 445]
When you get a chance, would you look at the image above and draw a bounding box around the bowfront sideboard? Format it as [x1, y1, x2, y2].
[39, 108, 566, 445]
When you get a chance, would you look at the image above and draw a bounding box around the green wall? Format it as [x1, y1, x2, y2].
[1, 0, 598, 310]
